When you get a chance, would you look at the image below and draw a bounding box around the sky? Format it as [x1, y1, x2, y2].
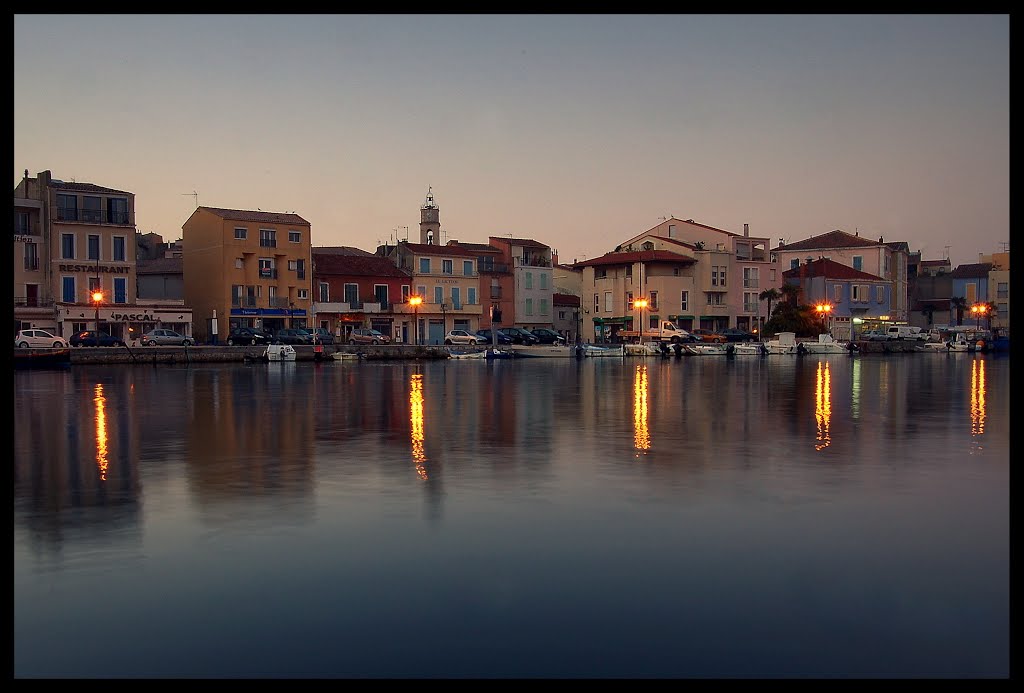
[14, 14, 1009, 268]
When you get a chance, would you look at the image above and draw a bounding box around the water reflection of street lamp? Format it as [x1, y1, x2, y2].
[92, 289, 103, 333]
[971, 303, 987, 329]
[409, 295, 423, 345]
[634, 298, 648, 343]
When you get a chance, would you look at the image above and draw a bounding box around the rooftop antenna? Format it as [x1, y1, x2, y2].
[658, 216, 668, 222]
[182, 191, 198, 208]
[944, 245, 951, 260]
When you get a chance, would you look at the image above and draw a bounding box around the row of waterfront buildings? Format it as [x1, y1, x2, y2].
[13, 169, 1011, 345]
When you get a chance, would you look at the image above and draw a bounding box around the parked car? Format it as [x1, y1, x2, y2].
[349, 328, 391, 345]
[861, 330, 890, 341]
[15, 329, 69, 349]
[70, 330, 125, 347]
[526, 327, 566, 345]
[445, 329, 487, 345]
[226, 326, 273, 346]
[499, 327, 540, 345]
[689, 328, 727, 343]
[307, 327, 336, 345]
[140, 328, 195, 346]
[718, 328, 757, 343]
[475, 329, 514, 345]
[275, 328, 312, 345]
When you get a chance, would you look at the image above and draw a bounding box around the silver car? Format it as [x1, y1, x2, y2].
[140, 328, 195, 346]
[15, 329, 70, 348]
[444, 329, 487, 345]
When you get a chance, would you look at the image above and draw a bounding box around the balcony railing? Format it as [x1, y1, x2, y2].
[269, 297, 290, 308]
[13, 297, 55, 308]
[259, 240, 277, 248]
[56, 208, 131, 224]
[477, 261, 510, 274]
[232, 297, 259, 308]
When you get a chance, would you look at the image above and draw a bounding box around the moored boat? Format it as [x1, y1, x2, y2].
[763, 332, 799, 355]
[798, 334, 858, 355]
[731, 342, 768, 356]
[508, 344, 575, 358]
[13, 347, 72, 370]
[577, 344, 625, 358]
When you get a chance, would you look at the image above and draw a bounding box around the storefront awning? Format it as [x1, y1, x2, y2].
[593, 317, 627, 325]
[668, 315, 694, 320]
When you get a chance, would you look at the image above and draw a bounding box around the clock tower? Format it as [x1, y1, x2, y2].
[420, 187, 440, 245]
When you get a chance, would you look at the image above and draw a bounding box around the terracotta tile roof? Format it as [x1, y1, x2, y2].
[401, 242, 477, 258]
[950, 263, 993, 278]
[782, 257, 883, 281]
[314, 246, 375, 256]
[920, 259, 951, 266]
[575, 249, 696, 268]
[199, 206, 310, 226]
[446, 241, 501, 254]
[136, 257, 182, 274]
[553, 293, 581, 307]
[773, 229, 883, 252]
[50, 180, 132, 195]
[313, 253, 412, 278]
[649, 217, 739, 237]
[489, 236, 549, 249]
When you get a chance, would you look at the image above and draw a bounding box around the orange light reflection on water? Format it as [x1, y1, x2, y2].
[814, 361, 832, 451]
[971, 358, 986, 436]
[93, 383, 109, 481]
[409, 373, 427, 479]
[633, 365, 650, 455]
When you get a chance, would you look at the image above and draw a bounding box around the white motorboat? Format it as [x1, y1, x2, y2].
[577, 344, 625, 358]
[798, 334, 857, 355]
[763, 332, 799, 355]
[265, 344, 297, 361]
[683, 342, 731, 355]
[508, 345, 576, 358]
[331, 351, 363, 361]
[731, 342, 768, 356]
[624, 342, 664, 357]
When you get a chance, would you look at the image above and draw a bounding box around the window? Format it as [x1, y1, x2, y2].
[288, 260, 297, 271]
[113, 236, 126, 261]
[82, 196, 102, 223]
[744, 292, 758, 312]
[883, 255, 890, 274]
[88, 235, 100, 261]
[419, 258, 431, 274]
[463, 260, 473, 276]
[259, 228, 276, 248]
[712, 265, 727, 287]
[540, 273, 548, 290]
[627, 291, 634, 308]
[442, 259, 453, 275]
[268, 286, 277, 302]
[288, 230, 301, 243]
[852, 284, 864, 302]
[57, 194, 77, 221]
[876, 286, 884, 303]
[61, 233, 75, 259]
[525, 298, 533, 315]
[375, 284, 389, 307]
[234, 227, 247, 240]
[743, 267, 758, 289]
[402, 285, 411, 302]
[681, 291, 688, 312]
[604, 291, 613, 312]
[539, 298, 549, 315]
[319, 282, 329, 302]
[24, 242, 38, 270]
[668, 224, 676, 238]
[650, 291, 658, 310]
[770, 269, 777, 281]
[594, 294, 599, 313]
[15, 211, 29, 234]
[89, 276, 101, 295]
[596, 268, 607, 279]
[853, 255, 863, 272]
[108, 197, 128, 224]
[417, 285, 426, 299]
[450, 287, 460, 310]
[834, 285, 843, 302]
[295, 258, 305, 279]
[344, 284, 358, 304]
[625, 266, 632, 277]
[114, 277, 127, 304]
[997, 282, 1008, 299]
[258, 259, 275, 278]
[433, 286, 443, 304]
[62, 276, 75, 303]
[235, 258, 243, 269]
[790, 259, 800, 270]
[525, 272, 533, 289]
[467, 287, 477, 305]
[719, 266, 727, 287]
[297, 289, 308, 300]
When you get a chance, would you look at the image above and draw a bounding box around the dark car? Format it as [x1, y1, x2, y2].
[307, 327, 335, 345]
[227, 326, 273, 346]
[70, 330, 125, 347]
[476, 329, 514, 345]
[499, 327, 540, 345]
[719, 328, 757, 343]
[275, 328, 312, 345]
[526, 328, 566, 345]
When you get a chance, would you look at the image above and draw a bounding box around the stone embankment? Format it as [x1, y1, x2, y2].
[67, 344, 449, 365]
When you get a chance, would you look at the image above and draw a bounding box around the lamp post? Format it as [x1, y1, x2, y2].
[92, 289, 103, 333]
[634, 298, 648, 343]
[971, 303, 986, 329]
[815, 303, 833, 334]
[409, 295, 423, 346]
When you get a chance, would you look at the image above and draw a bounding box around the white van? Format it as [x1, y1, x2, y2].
[886, 325, 926, 341]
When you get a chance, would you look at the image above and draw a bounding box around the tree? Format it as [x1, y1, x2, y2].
[984, 301, 998, 330]
[759, 288, 781, 334]
[951, 296, 967, 326]
[922, 304, 935, 326]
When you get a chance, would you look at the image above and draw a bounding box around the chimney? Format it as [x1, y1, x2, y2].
[879, 236, 884, 243]
[743, 223, 749, 237]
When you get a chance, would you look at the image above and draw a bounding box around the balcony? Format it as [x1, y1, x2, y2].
[477, 261, 510, 274]
[259, 268, 278, 279]
[514, 256, 552, 268]
[14, 297, 55, 308]
[232, 297, 259, 308]
[269, 297, 290, 308]
[55, 208, 131, 225]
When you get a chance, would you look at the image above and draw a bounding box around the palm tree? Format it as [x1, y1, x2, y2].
[759, 288, 781, 333]
[779, 283, 801, 307]
[951, 297, 967, 326]
[984, 301, 998, 330]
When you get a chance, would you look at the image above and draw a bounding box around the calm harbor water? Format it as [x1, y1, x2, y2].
[13, 353, 1009, 678]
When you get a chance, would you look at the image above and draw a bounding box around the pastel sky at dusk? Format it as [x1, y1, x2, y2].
[14, 14, 1008, 268]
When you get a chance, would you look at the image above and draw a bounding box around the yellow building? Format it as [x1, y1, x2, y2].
[182, 207, 312, 343]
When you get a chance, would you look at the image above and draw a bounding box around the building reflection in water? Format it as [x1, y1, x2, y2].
[971, 358, 986, 436]
[814, 361, 832, 451]
[633, 364, 650, 455]
[93, 383, 109, 482]
[409, 373, 427, 479]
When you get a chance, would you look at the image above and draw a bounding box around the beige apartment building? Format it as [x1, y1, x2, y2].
[13, 169, 193, 341]
[576, 218, 779, 341]
[182, 207, 312, 343]
[486, 236, 554, 332]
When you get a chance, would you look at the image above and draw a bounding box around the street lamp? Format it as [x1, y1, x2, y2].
[634, 298, 648, 343]
[971, 303, 987, 329]
[92, 289, 103, 333]
[815, 303, 833, 334]
[409, 295, 423, 346]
